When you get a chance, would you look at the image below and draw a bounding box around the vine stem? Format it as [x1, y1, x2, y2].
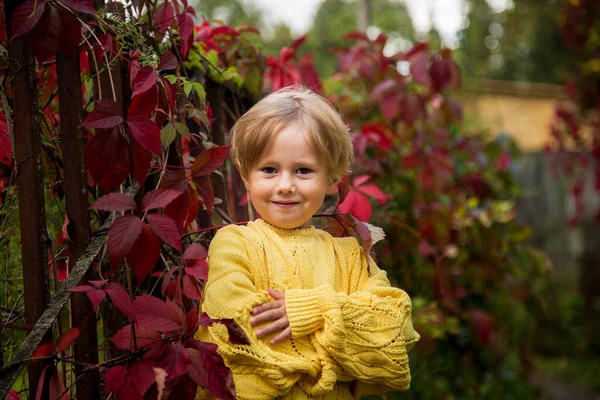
[55, 2, 118, 102]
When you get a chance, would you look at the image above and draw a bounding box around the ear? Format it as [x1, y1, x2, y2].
[236, 162, 251, 191]
[326, 179, 340, 195]
[240, 172, 251, 191]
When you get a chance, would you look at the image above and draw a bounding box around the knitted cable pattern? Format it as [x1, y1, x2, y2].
[195, 219, 419, 400]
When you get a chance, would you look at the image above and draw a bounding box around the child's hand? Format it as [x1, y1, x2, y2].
[250, 288, 291, 345]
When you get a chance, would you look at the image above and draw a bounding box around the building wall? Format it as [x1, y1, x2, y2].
[456, 79, 571, 151]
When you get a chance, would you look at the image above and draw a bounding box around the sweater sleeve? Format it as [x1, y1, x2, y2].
[284, 242, 420, 392]
[196, 226, 308, 400]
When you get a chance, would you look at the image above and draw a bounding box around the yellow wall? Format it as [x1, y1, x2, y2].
[456, 79, 571, 151]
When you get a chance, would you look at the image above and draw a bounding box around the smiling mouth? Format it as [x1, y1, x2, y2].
[272, 201, 299, 208]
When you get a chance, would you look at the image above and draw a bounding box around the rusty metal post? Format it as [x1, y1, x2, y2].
[56, 48, 100, 398]
[5, 2, 51, 398]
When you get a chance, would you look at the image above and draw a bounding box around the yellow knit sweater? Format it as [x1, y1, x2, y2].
[195, 219, 419, 400]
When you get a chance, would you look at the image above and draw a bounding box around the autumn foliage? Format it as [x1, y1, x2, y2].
[0, 0, 548, 399]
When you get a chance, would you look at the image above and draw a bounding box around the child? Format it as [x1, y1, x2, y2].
[195, 88, 419, 399]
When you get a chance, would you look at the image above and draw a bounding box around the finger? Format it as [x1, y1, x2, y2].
[269, 327, 292, 345]
[268, 288, 284, 300]
[251, 300, 282, 316]
[250, 307, 284, 326]
[256, 317, 289, 338]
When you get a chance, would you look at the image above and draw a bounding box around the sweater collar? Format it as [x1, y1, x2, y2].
[252, 218, 316, 237]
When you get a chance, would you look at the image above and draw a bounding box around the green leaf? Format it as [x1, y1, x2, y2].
[174, 122, 190, 139]
[192, 82, 206, 103]
[243, 65, 263, 97]
[160, 124, 177, 148]
[164, 74, 178, 84]
[223, 67, 243, 87]
[183, 81, 193, 98]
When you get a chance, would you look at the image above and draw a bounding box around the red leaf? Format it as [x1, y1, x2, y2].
[127, 117, 161, 155]
[127, 224, 160, 282]
[186, 347, 208, 387]
[353, 175, 370, 188]
[10, 0, 47, 39]
[182, 274, 201, 300]
[132, 294, 184, 332]
[6, 390, 20, 400]
[298, 53, 322, 94]
[30, 4, 61, 63]
[55, 327, 80, 353]
[146, 213, 182, 251]
[82, 99, 123, 129]
[430, 56, 450, 92]
[211, 25, 239, 37]
[159, 342, 191, 382]
[142, 186, 186, 211]
[128, 85, 158, 117]
[408, 48, 429, 85]
[183, 243, 208, 259]
[85, 128, 130, 191]
[55, 259, 68, 281]
[343, 31, 369, 41]
[497, 150, 510, 172]
[184, 187, 200, 227]
[104, 282, 136, 319]
[59, 7, 81, 54]
[187, 341, 235, 399]
[337, 174, 350, 204]
[158, 51, 177, 71]
[339, 190, 372, 222]
[186, 307, 199, 334]
[48, 368, 70, 400]
[128, 360, 155, 395]
[108, 215, 143, 267]
[68, 285, 95, 293]
[32, 340, 54, 359]
[153, 1, 174, 34]
[194, 177, 214, 212]
[380, 92, 401, 121]
[86, 287, 106, 310]
[402, 94, 421, 126]
[190, 146, 231, 177]
[89, 279, 107, 288]
[61, 215, 70, 243]
[61, 0, 96, 14]
[105, 366, 128, 393]
[418, 241, 435, 256]
[90, 192, 137, 212]
[337, 189, 355, 215]
[131, 137, 152, 186]
[357, 184, 391, 204]
[68, 284, 105, 309]
[131, 66, 158, 97]
[160, 267, 179, 297]
[185, 259, 208, 281]
[111, 324, 161, 350]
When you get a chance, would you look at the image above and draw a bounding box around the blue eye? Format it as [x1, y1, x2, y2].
[297, 168, 312, 174]
[262, 167, 277, 174]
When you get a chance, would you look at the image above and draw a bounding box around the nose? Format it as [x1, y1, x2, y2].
[276, 172, 296, 194]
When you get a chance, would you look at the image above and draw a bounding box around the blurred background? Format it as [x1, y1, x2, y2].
[189, 0, 600, 398]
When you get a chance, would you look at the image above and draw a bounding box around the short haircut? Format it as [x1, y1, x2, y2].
[229, 87, 354, 183]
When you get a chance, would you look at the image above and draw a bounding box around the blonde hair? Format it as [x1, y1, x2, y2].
[229, 87, 353, 183]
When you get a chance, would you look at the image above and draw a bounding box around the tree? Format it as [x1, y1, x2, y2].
[304, 0, 416, 77]
[456, 0, 572, 83]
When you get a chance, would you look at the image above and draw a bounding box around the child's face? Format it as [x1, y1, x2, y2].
[241, 125, 338, 229]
